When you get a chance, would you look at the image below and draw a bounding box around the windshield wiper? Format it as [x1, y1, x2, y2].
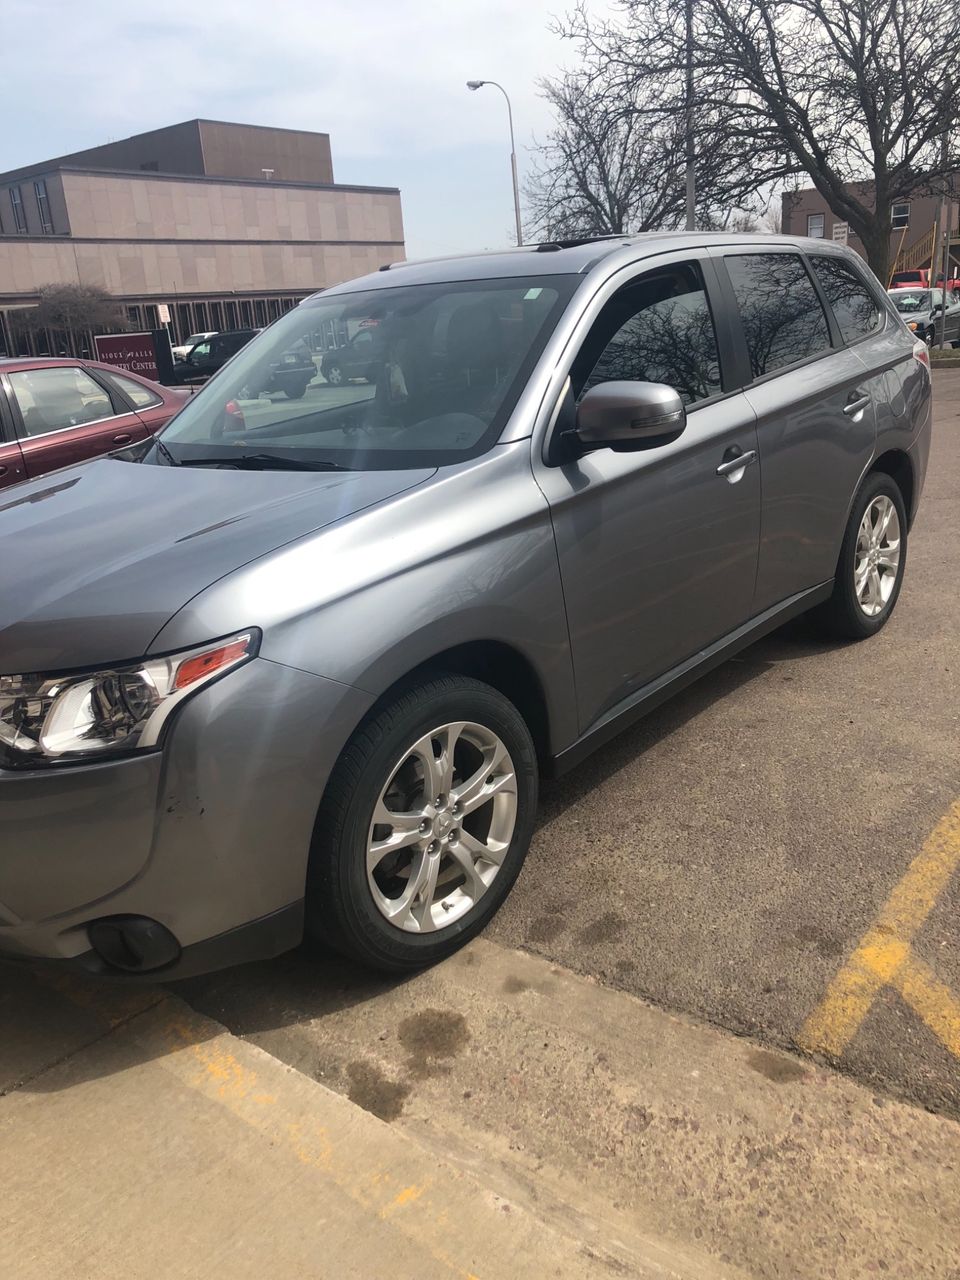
[176, 453, 355, 472]
[153, 437, 180, 466]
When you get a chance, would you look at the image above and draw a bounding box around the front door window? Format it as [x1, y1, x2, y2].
[9, 366, 114, 436]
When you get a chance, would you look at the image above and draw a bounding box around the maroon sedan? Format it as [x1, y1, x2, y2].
[0, 358, 188, 489]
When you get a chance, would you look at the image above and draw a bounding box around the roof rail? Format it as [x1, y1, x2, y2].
[535, 234, 631, 253]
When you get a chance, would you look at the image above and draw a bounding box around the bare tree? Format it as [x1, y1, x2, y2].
[525, 60, 760, 240]
[557, 0, 960, 280]
[22, 283, 128, 355]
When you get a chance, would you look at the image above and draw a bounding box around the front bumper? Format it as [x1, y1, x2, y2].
[0, 657, 373, 974]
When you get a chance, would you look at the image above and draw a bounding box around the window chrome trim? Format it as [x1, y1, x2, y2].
[13, 412, 125, 443]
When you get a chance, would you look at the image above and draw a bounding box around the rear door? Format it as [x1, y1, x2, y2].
[807, 251, 926, 512]
[713, 249, 877, 610]
[6, 364, 149, 479]
[95, 366, 184, 435]
[0, 379, 26, 489]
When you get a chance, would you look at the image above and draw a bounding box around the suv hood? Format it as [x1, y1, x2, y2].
[0, 458, 433, 674]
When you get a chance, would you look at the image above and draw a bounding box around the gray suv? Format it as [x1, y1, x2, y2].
[0, 234, 931, 977]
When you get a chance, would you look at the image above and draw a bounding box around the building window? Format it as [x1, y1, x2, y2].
[33, 179, 53, 234]
[806, 213, 825, 238]
[9, 186, 27, 234]
[892, 202, 911, 230]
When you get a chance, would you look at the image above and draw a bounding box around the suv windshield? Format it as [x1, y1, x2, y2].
[890, 289, 940, 313]
[152, 277, 574, 470]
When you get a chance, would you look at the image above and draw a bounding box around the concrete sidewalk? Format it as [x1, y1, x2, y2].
[0, 965, 715, 1280]
[3, 949, 960, 1278]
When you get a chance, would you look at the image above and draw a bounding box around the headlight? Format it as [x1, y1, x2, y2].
[907, 321, 920, 330]
[0, 630, 258, 766]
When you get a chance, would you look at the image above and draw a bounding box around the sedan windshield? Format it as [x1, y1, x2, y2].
[152, 277, 575, 470]
[890, 289, 940, 313]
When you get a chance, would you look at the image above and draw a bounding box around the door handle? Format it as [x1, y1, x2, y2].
[0, 466, 7, 477]
[716, 449, 757, 479]
[843, 395, 870, 418]
[112, 433, 132, 444]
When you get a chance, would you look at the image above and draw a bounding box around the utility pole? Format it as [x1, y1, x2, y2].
[937, 123, 952, 349]
[685, 0, 696, 230]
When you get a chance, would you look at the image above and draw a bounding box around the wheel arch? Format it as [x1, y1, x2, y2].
[870, 448, 915, 525]
[360, 640, 554, 772]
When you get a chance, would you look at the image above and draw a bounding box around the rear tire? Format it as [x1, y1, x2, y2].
[812, 471, 907, 640]
[307, 675, 538, 972]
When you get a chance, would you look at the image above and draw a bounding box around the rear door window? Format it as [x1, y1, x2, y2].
[809, 256, 881, 344]
[100, 369, 163, 409]
[724, 254, 831, 379]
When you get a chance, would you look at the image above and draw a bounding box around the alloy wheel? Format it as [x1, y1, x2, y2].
[854, 495, 901, 618]
[366, 721, 518, 933]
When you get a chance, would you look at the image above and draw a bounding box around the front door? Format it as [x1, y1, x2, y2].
[535, 257, 762, 734]
[6, 365, 149, 480]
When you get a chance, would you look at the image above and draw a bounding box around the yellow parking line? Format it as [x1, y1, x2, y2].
[798, 800, 960, 1058]
[897, 955, 960, 1058]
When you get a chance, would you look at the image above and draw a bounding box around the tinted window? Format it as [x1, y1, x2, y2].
[577, 262, 722, 406]
[101, 369, 163, 409]
[9, 367, 115, 438]
[725, 254, 831, 378]
[810, 256, 881, 343]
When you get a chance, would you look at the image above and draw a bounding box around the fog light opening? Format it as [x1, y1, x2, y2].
[87, 916, 181, 973]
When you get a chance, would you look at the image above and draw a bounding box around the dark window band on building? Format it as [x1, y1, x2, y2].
[10, 186, 27, 234]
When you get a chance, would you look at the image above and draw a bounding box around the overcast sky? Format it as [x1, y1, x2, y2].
[4, 0, 588, 258]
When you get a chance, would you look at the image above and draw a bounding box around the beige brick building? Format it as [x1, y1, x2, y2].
[0, 119, 405, 354]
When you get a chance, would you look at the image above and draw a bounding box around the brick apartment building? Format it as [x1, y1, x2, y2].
[781, 180, 959, 285]
[0, 119, 405, 355]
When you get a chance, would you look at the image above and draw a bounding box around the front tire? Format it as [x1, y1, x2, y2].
[813, 471, 907, 640]
[325, 363, 344, 386]
[307, 675, 538, 971]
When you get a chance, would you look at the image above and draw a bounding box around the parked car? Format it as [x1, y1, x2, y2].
[171, 331, 217, 361]
[0, 235, 931, 980]
[320, 325, 384, 384]
[887, 287, 960, 345]
[0, 357, 188, 489]
[170, 329, 260, 385]
[170, 329, 314, 399]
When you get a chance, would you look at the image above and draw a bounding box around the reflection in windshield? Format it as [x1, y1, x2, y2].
[889, 290, 939, 313]
[152, 277, 574, 471]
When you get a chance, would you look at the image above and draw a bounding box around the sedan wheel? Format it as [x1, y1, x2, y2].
[326, 364, 344, 385]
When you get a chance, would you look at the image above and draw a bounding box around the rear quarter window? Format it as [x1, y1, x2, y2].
[809, 256, 881, 344]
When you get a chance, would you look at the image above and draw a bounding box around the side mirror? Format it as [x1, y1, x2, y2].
[576, 381, 686, 450]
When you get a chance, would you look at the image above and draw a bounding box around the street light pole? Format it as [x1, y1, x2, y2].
[467, 80, 523, 246]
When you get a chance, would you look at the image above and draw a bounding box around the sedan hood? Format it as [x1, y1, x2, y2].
[0, 458, 434, 673]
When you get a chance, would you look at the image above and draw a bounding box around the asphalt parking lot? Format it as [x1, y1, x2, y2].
[180, 370, 960, 1122]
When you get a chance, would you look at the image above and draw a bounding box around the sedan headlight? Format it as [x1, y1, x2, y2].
[0, 630, 258, 766]
[906, 321, 920, 330]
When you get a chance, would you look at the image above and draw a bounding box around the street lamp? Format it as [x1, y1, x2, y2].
[466, 79, 523, 246]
